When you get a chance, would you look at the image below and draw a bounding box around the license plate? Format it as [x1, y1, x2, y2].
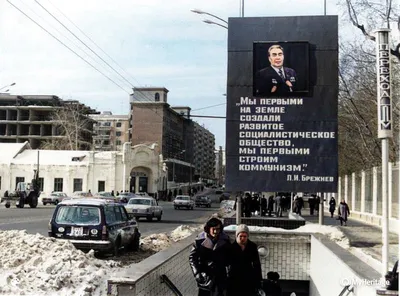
[132, 209, 138, 213]
[70, 227, 83, 236]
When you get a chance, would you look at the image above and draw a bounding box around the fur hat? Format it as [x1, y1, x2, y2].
[236, 224, 249, 237]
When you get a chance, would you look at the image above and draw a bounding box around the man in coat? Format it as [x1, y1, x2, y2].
[255, 44, 297, 97]
[189, 217, 231, 296]
[228, 224, 262, 296]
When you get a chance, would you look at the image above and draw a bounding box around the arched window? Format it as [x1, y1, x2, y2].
[155, 93, 160, 102]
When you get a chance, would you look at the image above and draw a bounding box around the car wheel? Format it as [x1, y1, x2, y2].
[157, 213, 162, 221]
[5, 203, 10, 208]
[54, 200, 59, 205]
[146, 214, 153, 221]
[174, 206, 178, 210]
[127, 231, 140, 252]
[43, 202, 47, 206]
[113, 237, 121, 256]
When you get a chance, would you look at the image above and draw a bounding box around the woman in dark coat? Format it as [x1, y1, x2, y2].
[338, 198, 350, 226]
[329, 197, 336, 218]
[228, 224, 262, 296]
[189, 217, 231, 296]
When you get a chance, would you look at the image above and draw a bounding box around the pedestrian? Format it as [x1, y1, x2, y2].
[338, 198, 350, 226]
[329, 197, 336, 218]
[228, 224, 262, 296]
[189, 217, 231, 296]
[275, 194, 282, 217]
[267, 195, 274, 217]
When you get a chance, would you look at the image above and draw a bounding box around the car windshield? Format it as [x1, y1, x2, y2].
[55, 206, 101, 225]
[177, 196, 189, 200]
[128, 199, 151, 205]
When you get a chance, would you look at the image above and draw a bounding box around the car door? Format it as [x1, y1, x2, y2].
[116, 206, 135, 246]
[153, 200, 161, 216]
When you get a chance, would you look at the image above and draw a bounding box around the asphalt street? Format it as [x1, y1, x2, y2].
[0, 190, 220, 237]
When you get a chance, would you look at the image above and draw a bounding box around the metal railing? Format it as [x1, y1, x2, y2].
[160, 274, 183, 296]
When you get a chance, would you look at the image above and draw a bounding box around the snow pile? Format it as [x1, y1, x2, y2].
[140, 233, 172, 252]
[170, 225, 200, 241]
[141, 225, 201, 252]
[0, 230, 120, 296]
[219, 200, 235, 217]
[224, 224, 350, 248]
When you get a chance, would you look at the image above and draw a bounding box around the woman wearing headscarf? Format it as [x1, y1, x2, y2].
[189, 217, 231, 296]
[227, 224, 263, 296]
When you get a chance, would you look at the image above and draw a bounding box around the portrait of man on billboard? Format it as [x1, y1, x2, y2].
[253, 41, 310, 97]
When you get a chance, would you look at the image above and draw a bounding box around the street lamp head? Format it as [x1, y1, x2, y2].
[10, 82, 16, 86]
[191, 9, 204, 14]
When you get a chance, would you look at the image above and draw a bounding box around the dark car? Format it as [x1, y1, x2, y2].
[195, 196, 212, 208]
[48, 198, 140, 256]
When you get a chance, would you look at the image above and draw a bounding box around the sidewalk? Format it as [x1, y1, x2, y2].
[301, 210, 399, 270]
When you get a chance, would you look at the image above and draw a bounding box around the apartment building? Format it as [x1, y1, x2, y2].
[130, 87, 197, 184]
[193, 122, 215, 181]
[89, 112, 130, 151]
[0, 94, 96, 150]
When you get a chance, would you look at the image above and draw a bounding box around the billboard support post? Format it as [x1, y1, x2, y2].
[375, 28, 392, 279]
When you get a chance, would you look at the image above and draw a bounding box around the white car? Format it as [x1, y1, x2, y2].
[173, 195, 194, 210]
[42, 192, 69, 205]
[124, 197, 163, 221]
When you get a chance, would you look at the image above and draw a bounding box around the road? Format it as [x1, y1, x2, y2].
[0, 190, 220, 237]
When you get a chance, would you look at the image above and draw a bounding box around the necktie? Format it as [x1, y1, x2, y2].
[278, 69, 285, 80]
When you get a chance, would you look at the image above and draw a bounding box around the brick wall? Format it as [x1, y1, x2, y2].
[131, 104, 164, 151]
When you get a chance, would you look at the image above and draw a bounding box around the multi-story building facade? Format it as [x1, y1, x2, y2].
[0, 94, 96, 150]
[89, 112, 130, 151]
[215, 146, 225, 186]
[130, 87, 197, 185]
[193, 122, 215, 182]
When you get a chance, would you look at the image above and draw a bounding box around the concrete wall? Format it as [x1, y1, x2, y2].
[107, 233, 198, 296]
[310, 234, 381, 296]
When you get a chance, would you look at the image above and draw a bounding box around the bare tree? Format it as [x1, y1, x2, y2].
[40, 104, 94, 150]
[343, 0, 400, 58]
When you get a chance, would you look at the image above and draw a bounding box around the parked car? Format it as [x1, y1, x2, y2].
[42, 192, 69, 205]
[124, 197, 162, 221]
[173, 195, 194, 210]
[48, 198, 140, 256]
[72, 191, 92, 198]
[117, 192, 137, 203]
[195, 196, 212, 208]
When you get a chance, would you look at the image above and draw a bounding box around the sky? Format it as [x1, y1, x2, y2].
[0, 0, 344, 149]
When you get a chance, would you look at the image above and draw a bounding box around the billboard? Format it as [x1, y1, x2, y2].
[253, 41, 311, 97]
[225, 16, 338, 193]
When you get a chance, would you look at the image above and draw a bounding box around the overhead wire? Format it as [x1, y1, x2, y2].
[36, 0, 164, 115]
[16, 0, 131, 91]
[11, 0, 163, 120]
[34, 0, 136, 90]
[191, 102, 226, 111]
[7, 0, 130, 94]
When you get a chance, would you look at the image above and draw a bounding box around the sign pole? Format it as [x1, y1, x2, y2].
[375, 28, 392, 279]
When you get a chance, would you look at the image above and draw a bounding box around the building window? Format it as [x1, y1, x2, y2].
[104, 140, 110, 145]
[98, 181, 105, 192]
[54, 178, 63, 192]
[116, 122, 122, 127]
[73, 178, 83, 192]
[15, 177, 25, 189]
[116, 131, 121, 137]
[116, 140, 122, 145]
[38, 178, 44, 191]
[155, 93, 160, 102]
